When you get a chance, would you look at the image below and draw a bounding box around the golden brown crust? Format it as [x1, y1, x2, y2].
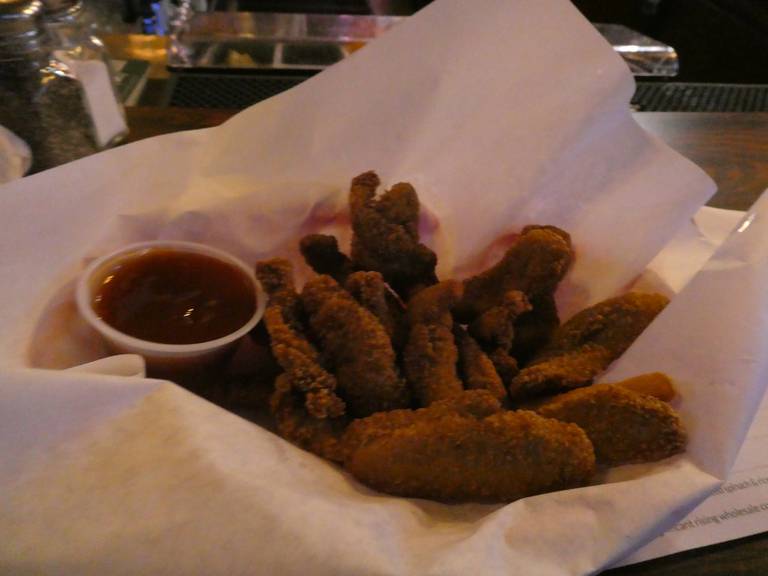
[342, 389, 504, 459]
[455, 226, 573, 322]
[403, 281, 465, 406]
[406, 279, 463, 327]
[542, 292, 669, 358]
[271, 375, 347, 462]
[403, 324, 463, 406]
[262, 306, 345, 419]
[301, 275, 409, 417]
[510, 293, 669, 400]
[510, 292, 561, 364]
[509, 344, 613, 399]
[613, 372, 677, 401]
[299, 234, 354, 284]
[343, 407, 595, 503]
[536, 384, 687, 466]
[255, 258, 302, 328]
[468, 290, 531, 350]
[345, 270, 406, 349]
[454, 326, 507, 401]
[257, 258, 346, 419]
[253, 175, 685, 504]
[488, 348, 520, 388]
[349, 171, 437, 298]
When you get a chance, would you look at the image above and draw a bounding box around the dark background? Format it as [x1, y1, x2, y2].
[571, 0, 768, 83]
[124, 0, 768, 84]
[231, 0, 768, 84]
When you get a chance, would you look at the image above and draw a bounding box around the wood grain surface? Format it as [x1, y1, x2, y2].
[634, 113, 768, 211]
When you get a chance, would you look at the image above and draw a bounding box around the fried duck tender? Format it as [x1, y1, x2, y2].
[614, 372, 677, 401]
[301, 275, 410, 417]
[256, 259, 345, 419]
[511, 293, 561, 364]
[454, 326, 506, 401]
[468, 290, 531, 388]
[349, 171, 437, 298]
[488, 348, 521, 387]
[299, 234, 354, 284]
[262, 307, 346, 418]
[271, 374, 347, 462]
[345, 270, 407, 350]
[468, 289, 531, 350]
[536, 382, 687, 466]
[455, 225, 573, 322]
[255, 258, 303, 328]
[509, 292, 669, 400]
[403, 280, 465, 406]
[342, 389, 503, 457]
[342, 390, 595, 503]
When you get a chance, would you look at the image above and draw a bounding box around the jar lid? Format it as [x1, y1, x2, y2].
[0, 0, 44, 36]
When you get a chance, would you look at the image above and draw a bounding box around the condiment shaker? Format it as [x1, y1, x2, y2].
[0, 0, 127, 174]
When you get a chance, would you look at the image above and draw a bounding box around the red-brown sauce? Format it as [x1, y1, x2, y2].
[92, 249, 256, 345]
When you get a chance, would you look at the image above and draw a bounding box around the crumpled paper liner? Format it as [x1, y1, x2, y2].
[3, 0, 764, 574]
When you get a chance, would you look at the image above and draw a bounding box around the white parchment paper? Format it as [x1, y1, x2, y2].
[3, 0, 766, 574]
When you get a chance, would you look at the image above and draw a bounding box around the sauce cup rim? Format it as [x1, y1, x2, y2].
[76, 240, 266, 357]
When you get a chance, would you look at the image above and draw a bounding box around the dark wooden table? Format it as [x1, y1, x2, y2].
[124, 107, 768, 575]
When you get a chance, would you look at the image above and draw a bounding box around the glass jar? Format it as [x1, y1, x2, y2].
[0, 0, 127, 174]
[42, 0, 115, 77]
[42, 0, 128, 148]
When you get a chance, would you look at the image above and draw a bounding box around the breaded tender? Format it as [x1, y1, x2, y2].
[403, 281, 464, 406]
[375, 181, 421, 233]
[271, 375, 347, 462]
[406, 279, 462, 326]
[454, 326, 506, 401]
[404, 325, 463, 406]
[455, 226, 573, 322]
[614, 372, 677, 401]
[299, 234, 354, 284]
[256, 258, 302, 328]
[301, 275, 409, 417]
[257, 258, 345, 419]
[488, 348, 520, 388]
[349, 171, 437, 298]
[343, 405, 595, 502]
[536, 383, 687, 466]
[542, 292, 669, 358]
[345, 270, 406, 350]
[510, 292, 669, 399]
[262, 306, 345, 419]
[509, 344, 612, 399]
[252, 173, 688, 504]
[430, 388, 504, 418]
[342, 389, 503, 458]
[468, 289, 531, 350]
[511, 293, 561, 364]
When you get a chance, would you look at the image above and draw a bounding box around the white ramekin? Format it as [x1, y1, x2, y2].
[76, 240, 266, 375]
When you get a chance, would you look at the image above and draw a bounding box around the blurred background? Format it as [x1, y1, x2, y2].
[107, 0, 768, 80]
[93, 0, 768, 110]
[572, 0, 768, 84]
[3, 0, 766, 178]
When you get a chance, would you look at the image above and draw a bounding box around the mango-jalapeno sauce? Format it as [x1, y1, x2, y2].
[92, 249, 257, 344]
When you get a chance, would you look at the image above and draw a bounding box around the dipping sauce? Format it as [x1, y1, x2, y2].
[92, 249, 257, 345]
